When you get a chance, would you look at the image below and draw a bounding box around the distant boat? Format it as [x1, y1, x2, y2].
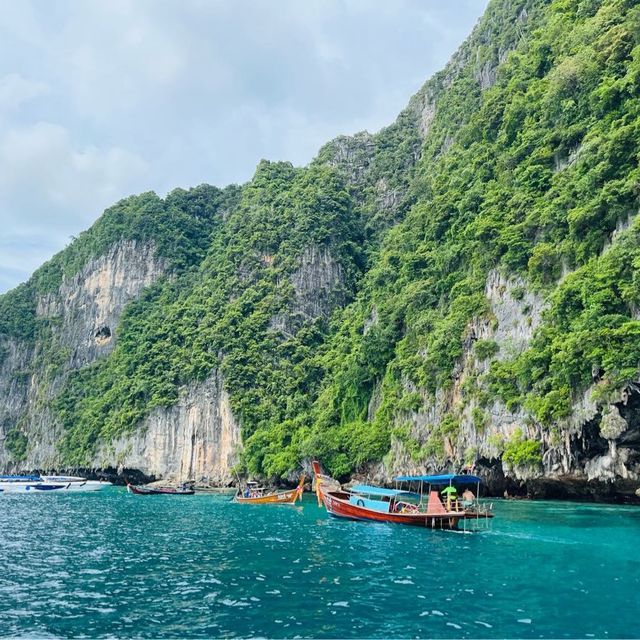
[0, 474, 112, 493]
[41, 476, 112, 492]
[312, 462, 493, 531]
[127, 483, 195, 495]
[235, 475, 305, 504]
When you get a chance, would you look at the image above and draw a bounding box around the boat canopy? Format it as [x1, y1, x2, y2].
[350, 484, 418, 498]
[393, 474, 482, 485]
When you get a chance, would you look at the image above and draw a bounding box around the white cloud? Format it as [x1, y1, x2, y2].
[0, 74, 48, 112]
[0, 122, 148, 222]
[0, 0, 488, 293]
[0, 234, 61, 292]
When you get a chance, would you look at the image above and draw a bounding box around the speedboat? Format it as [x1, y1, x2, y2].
[0, 475, 58, 493]
[40, 475, 112, 492]
[0, 474, 112, 493]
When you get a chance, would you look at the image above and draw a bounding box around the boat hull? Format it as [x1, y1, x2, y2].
[127, 484, 194, 495]
[62, 482, 111, 492]
[322, 490, 464, 529]
[311, 462, 492, 531]
[1, 479, 111, 493]
[41, 476, 112, 492]
[235, 488, 300, 504]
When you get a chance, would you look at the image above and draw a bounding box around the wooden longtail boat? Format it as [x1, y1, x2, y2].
[127, 483, 195, 495]
[235, 475, 305, 504]
[312, 462, 493, 531]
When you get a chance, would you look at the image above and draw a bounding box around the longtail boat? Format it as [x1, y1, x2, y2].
[127, 483, 195, 495]
[235, 475, 305, 504]
[312, 461, 493, 531]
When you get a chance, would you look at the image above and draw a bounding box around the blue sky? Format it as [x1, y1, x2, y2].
[0, 0, 488, 294]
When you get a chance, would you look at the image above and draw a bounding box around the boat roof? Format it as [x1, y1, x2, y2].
[0, 475, 41, 482]
[350, 484, 418, 498]
[393, 474, 482, 485]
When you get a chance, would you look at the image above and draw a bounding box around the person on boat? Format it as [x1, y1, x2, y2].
[442, 486, 458, 510]
[244, 486, 250, 498]
[462, 488, 475, 507]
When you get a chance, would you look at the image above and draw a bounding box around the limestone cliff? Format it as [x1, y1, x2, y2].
[36, 241, 164, 367]
[375, 267, 640, 502]
[270, 244, 346, 336]
[0, 240, 166, 470]
[96, 371, 240, 484]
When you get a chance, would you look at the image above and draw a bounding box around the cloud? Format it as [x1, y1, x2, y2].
[0, 74, 48, 112]
[0, 233, 59, 293]
[0, 0, 488, 293]
[0, 122, 149, 280]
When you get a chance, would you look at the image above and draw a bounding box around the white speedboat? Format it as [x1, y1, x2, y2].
[0, 474, 112, 493]
[41, 475, 112, 491]
[0, 475, 54, 493]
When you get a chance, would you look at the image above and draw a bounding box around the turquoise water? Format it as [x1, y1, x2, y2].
[1, 490, 639, 639]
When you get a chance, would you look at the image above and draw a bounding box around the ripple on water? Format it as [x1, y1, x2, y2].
[1, 492, 639, 639]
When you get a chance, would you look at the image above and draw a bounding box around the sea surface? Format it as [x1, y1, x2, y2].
[1, 489, 639, 639]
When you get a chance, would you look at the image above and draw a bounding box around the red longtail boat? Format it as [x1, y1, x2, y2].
[312, 461, 493, 531]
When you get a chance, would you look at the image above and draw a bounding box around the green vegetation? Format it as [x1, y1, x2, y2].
[0, 185, 241, 342]
[472, 407, 488, 432]
[502, 429, 543, 468]
[2, 0, 640, 479]
[55, 162, 364, 470]
[4, 429, 28, 462]
[474, 339, 500, 361]
[300, 0, 640, 474]
[490, 219, 640, 424]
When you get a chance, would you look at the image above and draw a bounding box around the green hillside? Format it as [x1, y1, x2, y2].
[2, 0, 639, 481]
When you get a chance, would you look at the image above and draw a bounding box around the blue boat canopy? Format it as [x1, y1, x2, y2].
[393, 474, 482, 485]
[350, 484, 418, 498]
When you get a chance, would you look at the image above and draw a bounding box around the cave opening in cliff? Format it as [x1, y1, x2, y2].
[95, 326, 112, 344]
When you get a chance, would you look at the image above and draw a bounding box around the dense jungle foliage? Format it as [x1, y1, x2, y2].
[55, 162, 364, 467]
[297, 0, 640, 476]
[2, 0, 639, 477]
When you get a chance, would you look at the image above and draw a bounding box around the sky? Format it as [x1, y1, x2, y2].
[0, 0, 488, 294]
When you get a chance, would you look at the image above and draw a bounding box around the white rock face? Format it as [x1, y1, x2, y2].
[599, 405, 628, 441]
[0, 241, 167, 470]
[418, 94, 436, 138]
[322, 132, 375, 184]
[37, 240, 165, 368]
[96, 372, 240, 483]
[290, 245, 344, 321]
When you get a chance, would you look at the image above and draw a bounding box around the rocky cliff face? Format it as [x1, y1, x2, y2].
[270, 244, 346, 336]
[374, 268, 640, 502]
[2, 0, 638, 501]
[0, 240, 166, 470]
[0, 235, 349, 480]
[96, 371, 240, 483]
[36, 240, 165, 368]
